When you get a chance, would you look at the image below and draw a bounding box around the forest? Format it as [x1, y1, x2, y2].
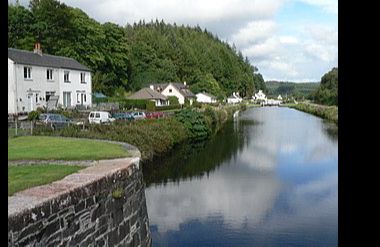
[8, 0, 266, 99]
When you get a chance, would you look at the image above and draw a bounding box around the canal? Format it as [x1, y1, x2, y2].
[142, 107, 338, 246]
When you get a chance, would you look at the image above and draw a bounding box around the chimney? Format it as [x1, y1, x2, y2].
[33, 42, 42, 56]
[150, 85, 154, 90]
[183, 81, 187, 86]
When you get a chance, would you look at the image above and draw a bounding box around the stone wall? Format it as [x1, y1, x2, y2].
[8, 151, 151, 246]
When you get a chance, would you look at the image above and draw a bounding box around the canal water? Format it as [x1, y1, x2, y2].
[142, 107, 338, 246]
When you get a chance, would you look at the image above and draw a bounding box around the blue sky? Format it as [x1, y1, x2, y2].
[12, 0, 338, 82]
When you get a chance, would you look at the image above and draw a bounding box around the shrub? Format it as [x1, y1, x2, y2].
[175, 108, 211, 141]
[27, 111, 40, 121]
[146, 101, 156, 111]
[168, 96, 179, 105]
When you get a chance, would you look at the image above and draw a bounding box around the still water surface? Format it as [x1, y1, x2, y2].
[142, 107, 338, 246]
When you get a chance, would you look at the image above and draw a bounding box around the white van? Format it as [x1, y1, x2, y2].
[88, 111, 115, 124]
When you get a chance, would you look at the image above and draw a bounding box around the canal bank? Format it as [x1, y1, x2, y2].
[283, 103, 338, 125]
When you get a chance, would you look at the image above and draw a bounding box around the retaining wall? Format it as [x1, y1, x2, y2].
[8, 142, 151, 247]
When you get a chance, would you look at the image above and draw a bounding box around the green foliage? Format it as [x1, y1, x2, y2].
[167, 96, 179, 105]
[288, 103, 338, 124]
[112, 187, 123, 199]
[265, 81, 320, 99]
[313, 67, 338, 105]
[119, 99, 147, 110]
[174, 108, 211, 141]
[27, 110, 40, 121]
[9, 1, 265, 97]
[156, 105, 181, 111]
[146, 101, 156, 111]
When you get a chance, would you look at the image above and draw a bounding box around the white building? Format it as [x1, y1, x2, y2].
[254, 90, 267, 101]
[277, 95, 283, 101]
[227, 92, 243, 104]
[196, 92, 217, 103]
[150, 82, 195, 105]
[8, 44, 92, 114]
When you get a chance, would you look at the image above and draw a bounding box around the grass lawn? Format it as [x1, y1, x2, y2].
[8, 136, 130, 161]
[8, 164, 84, 196]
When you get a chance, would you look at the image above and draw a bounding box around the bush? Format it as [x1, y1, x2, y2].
[156, 104, 181, 111]
[175, 108, 211, 141]
[119, 99, 147, 110]
[168, 96, 179, 105]
[146, 101, 156, 111]
[27, 111, 40, 121]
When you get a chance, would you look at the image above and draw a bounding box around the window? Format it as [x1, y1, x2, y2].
[47, 69, 53, 80]
[64, 71, 70, 82]
[169, 89, 172, 93]
[77, 93, 80, 104]
[95, 113, 100, 118]
[63, 92, 71, 107]
[46, 91, 55, 101]
[80, 72, 86, 83]
[24, 67, 32, 79]
[35, 93, 39, 103]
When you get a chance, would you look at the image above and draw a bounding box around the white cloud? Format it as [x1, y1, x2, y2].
[231, 20, 277, 47]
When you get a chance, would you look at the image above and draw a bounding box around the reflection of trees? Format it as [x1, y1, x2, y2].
[142, 119, 255, 187]
[321, 121, 338, 143]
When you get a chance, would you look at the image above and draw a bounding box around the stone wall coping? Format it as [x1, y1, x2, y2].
[8, 137, 141, 218]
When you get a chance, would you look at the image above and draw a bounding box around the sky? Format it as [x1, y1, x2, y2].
[13, 0, 338, 82]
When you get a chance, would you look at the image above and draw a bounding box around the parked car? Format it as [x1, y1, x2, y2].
[88, 111, 115, 124]
[38, 113, 72, 130]
[146, 112, 164, 119]
[131, 111, 146, 120]
[112, 112, 134, 121]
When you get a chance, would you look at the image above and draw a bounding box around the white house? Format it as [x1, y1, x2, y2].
[196, 92, 217, 103]
[277, 95, 283, 101]
[254, 90, 267, 101]
[227, 92, 243, 104]
[8, 44, 92, 114]
[150, 82, 195, 105]
[128, 87, 169, 106]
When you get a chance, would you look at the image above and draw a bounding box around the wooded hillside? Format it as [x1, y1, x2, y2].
[8, 0, 266, 98]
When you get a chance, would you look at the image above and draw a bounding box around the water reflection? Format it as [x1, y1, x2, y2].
[143, 107, 338, 246]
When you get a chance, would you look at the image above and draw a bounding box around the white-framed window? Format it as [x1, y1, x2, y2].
[80, 72, 86, 83]
[63, 91, 71, 107]
[64, 71, 70, 82]
[24, 66, 32, 79]
[47, 69, 53, 80]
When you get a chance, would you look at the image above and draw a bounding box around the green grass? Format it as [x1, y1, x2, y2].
[286, 103, 338, 124]
[8, 164, 84, 196]
[8, 136, 130, 161]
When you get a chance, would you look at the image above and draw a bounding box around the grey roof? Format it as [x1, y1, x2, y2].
[8, 48, 91, 71]
[128, 88, 168, 101]
[150, 82, 195, 98]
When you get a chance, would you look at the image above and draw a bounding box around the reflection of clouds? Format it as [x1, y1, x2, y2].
[146, 167, 281, 233]
[263, 172, 337, 233]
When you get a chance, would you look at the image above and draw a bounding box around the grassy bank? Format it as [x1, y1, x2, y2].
[8, 136, 130, 161]
[33, 104, 246, 161]
[8, 164, 84, 196]
[285, 103, 338, 124]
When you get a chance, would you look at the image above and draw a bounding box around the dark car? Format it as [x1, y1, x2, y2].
[112, 112, 134, 121]
[39, 113, 72, 129]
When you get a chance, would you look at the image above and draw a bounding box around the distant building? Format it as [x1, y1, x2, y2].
[196, 92, 217, 103]
[277, 95, 283, 102]
[149, 82, 195, 105]
[253, 90, 267, 101]
[128, 87, 169, 106]
[8, 44, 92, 114]
[227, 92, 243, 104]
